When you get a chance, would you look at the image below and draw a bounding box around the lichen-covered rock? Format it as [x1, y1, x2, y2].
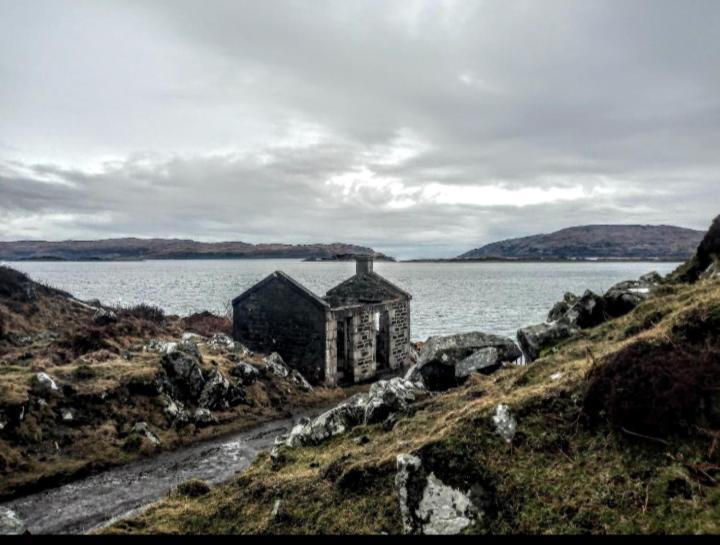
[395, 454, 480, 535]
[517, 322, 577, 362]
[0, 507, 26, 535]
[147, 338, 179, 354]
[181, 332, 204, 343]
[492, 404, 516, 443]
[207, 333, 248, 353]
[408, 332, 521, 390]
[162, 395, 188, 424]
[288, 369, 313, 391]
[229, 362, 260, 385]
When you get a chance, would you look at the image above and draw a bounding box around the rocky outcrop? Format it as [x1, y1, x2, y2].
[198, 370, 245, 410]
[31, 372, 60, 397]
[192, 408, 217, 426]
[262, 352, 312, 391]
[207, 333, 250, 355]
[229, 362, 260, 385]
[273, 378, 425, 456]
[0, 507, 26, 535]
[161, 349, 206, 401]
[395, 454, 481, 535]
[131, 422, 161, 446]
[517, 322, 577, 362]
[701, 260, 720, 280]
[406, 332, 521, 390]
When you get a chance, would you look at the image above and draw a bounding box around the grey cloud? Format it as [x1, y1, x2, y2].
[0, 0, 718, 257]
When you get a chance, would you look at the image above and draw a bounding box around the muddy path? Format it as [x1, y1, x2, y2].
[0, 409, 321, 535]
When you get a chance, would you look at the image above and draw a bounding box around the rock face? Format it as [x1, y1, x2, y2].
[0, 507, 26, 535]
[395, 454, 480, 535]
[562, 290, 607, 329]
[407, 332, 521, 390]
[517, 322, 577, 362]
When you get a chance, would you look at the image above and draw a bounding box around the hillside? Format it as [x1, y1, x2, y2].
[459, 225, 704, 260]
[0, 239, 389, 262]
[103, 219, 720, 535]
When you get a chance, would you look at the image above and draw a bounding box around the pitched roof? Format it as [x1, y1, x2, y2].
[232, 271, 330, 309]
[324, 271, 411, 307]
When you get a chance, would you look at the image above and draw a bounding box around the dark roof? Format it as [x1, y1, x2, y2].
[232, 271, 330, 309]
[324, 271, 411, 307]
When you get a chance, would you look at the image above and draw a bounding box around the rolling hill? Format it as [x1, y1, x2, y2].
[459, 225, 704, 260]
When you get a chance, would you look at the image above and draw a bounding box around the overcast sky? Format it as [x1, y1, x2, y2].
[1, 0, 718, 258]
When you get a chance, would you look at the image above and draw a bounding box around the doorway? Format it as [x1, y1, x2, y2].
[375, 310, 390, 369]
[336, 316, 353, 384]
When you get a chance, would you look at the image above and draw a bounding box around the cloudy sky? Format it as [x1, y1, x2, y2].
[1, 0, 718, 258]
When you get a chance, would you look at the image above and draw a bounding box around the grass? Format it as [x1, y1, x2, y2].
[104, 278, 720, 535]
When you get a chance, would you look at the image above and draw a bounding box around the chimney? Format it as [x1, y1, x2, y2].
[355, 255, 373, 275]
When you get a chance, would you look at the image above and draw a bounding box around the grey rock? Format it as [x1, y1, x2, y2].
[547, 292, 579, 322]
[181, 332, 204, 343]
[61, 408, 74, 422]
[162, 395, 188, 424]
[192, 408, 217, 426]
[131, 422, 161, 445]
[408, 332, 521, 390]
[395, 454, 479, 535]
[492, 404, 516, 444]
[454, 347, 501, 378]
[161, 350, 206, 401]
[265, 352, 289, 378]
[229, 362, 261, 385]
[198, 369, 232, 410]
[561, 289, 607, 329]
[517, 321, 577, 362]
[93, 308, 118, 326]
[32, 372, 60, 397]
[0, 507, 26, 535]
[701, 260, 720, 280]
[289, 369, 313, 391]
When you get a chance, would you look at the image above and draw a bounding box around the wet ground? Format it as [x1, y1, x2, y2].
[0, 411, 318, 534]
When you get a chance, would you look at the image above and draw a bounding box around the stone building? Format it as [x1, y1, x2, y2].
[232, 256, 411, 386]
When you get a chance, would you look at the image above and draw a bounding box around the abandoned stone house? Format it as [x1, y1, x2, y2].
[232, 256, 411, 386]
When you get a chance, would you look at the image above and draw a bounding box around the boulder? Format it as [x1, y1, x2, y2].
[547, 292, 579, 322]
[701, 260, 720, 280]
[454, 347, 500, 379]
[131, 422, 161, 445]
[229, 362, 261, 386]
[492, 404, 516, 444]
[408, 332, 521, 390]
[265, 352, 289, 378]
[192, 408, 217, 426]
[517, 322, 577, 362]
[277, 378, 425, 450]
[561, 290, 607, 329]
[32, 372, 60, 397]
[60, 408, 74, 422]
[288, 369, 313, 392]
[395, 454, 480, 535]
[0, 507, 26, 535]
[162, 395, 188, 424]
[161, 350, 206, 401]
[181, 332, 204, 343]
[198, 370, 245, 410]
[93, 308, 118, 326]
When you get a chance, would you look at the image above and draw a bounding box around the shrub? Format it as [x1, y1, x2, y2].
[122, 303, 165, 323]
[172, 479, 211, 498]
[583, 340, 720, 436]
[182, 311, 232, 337]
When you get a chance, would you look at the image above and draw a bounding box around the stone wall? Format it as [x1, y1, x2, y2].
[388, 299, 411, 370]
[233, 277, 328, 383]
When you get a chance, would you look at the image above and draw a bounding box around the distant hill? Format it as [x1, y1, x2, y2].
[0, 238, 390, 261]
[458, 225, 705, 260]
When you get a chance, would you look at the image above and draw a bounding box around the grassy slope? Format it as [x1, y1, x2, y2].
[0, 267, 349, 499]
[106, 278, 720, 534]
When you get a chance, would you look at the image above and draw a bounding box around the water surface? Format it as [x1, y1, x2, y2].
[6, 260, 680, 340]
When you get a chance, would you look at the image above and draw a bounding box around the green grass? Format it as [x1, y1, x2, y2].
[104, 278, 720, 535]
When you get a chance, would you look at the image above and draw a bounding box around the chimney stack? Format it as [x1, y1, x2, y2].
[355, 255, 373, 275]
